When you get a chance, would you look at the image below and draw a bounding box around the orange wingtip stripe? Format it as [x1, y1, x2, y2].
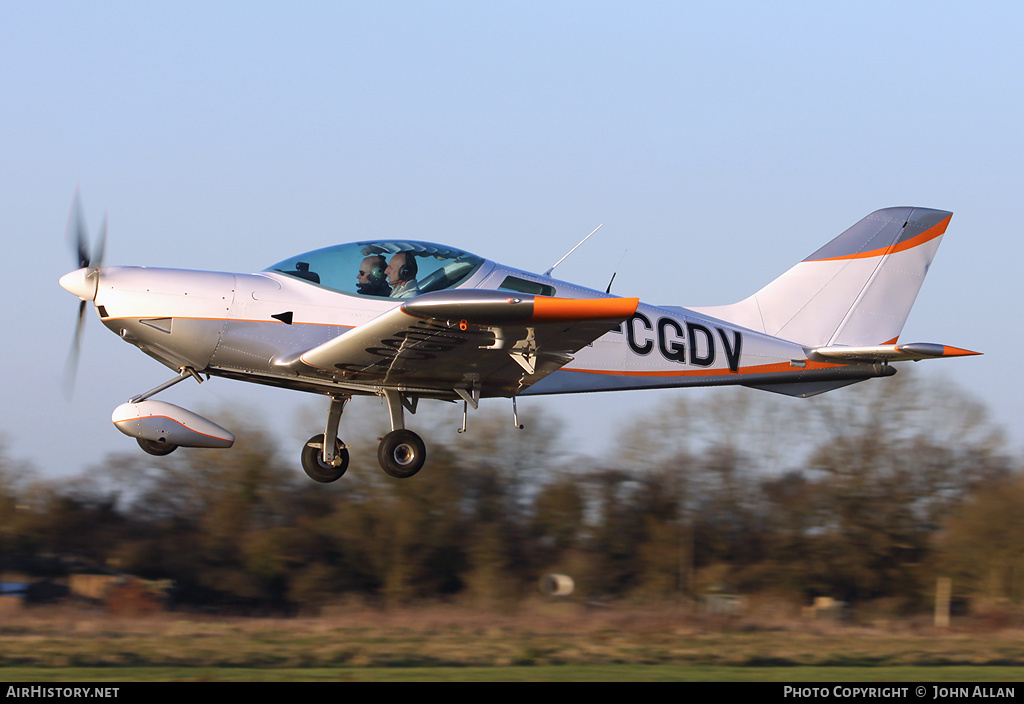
[812, 214, 951, 262]
[940, 346, 982, 357]
[531, 296, 639, 322]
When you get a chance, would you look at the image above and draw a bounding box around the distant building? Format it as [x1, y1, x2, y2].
[0, 581, 30, 613]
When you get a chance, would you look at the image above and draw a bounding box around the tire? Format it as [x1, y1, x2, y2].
[377, 429, 426, 479]
[137, 437, 177, 456]
[301, 434, 349, 483]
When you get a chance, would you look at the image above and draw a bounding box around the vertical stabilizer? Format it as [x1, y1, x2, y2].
[691, 207, 952, 347]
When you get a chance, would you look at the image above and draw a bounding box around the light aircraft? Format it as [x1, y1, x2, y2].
[59, 198, 979, 482]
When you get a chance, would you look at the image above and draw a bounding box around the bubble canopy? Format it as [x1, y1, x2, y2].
[264, 240, 486, 298]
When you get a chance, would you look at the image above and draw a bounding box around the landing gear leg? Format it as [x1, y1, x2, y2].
[378, 389, 426, 478]
[128, 367, 201, 457]
[300, 395, 350, 483]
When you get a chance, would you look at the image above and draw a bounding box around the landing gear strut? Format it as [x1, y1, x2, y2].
[377, 389, 426, 478]
[300, 396, 350, 483]
[299, 391, 426, 482]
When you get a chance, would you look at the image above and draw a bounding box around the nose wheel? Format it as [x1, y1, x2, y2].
[137, 437, 178, 456]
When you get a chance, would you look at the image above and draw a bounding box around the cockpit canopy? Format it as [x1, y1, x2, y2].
[265, 240, 486, 299]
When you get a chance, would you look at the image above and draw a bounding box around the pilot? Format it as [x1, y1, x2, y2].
[385, 251, 420, 299]
[356, 255, 391, 296]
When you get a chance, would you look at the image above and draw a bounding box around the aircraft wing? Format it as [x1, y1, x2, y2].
[279, 290, 639, 397]
[811, 342, 981, 362]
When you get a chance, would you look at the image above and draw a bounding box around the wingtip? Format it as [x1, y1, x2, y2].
[896, 343, 982, 358]
[531, 296, 639, 322]
[938, 345, 982, 358]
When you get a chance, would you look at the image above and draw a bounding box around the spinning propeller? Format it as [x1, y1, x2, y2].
[60, 190, 107, 397]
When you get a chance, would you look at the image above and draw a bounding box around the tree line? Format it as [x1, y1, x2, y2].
[1, 369, 1021, 614]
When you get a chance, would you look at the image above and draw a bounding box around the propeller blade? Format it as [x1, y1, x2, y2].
[63, 299, 88, 398]
[93, 211, 107, 268]
[68, 189, 92, 269]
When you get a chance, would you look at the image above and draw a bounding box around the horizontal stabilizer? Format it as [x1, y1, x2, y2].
[811, 342, 981, 363]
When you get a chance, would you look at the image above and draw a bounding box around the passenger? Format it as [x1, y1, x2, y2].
[356, 255, 391, 296]
[385, 251, 420, 299]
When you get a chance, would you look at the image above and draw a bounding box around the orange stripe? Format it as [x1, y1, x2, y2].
[531, 296, 639, 322]
[564, 359, 843, 378]
[101, 315, 354, 328]
[812, 214, 951, 262]
[114, 415, 232, 443]
[940, 346, 982, 357]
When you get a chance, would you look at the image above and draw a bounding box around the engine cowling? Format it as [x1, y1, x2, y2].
[112, 400, 234, 449]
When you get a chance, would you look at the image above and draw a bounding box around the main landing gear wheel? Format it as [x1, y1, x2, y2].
[137, 437, 177, 456]
[378, 429, 426, 479]
[301, 434, 349, 483]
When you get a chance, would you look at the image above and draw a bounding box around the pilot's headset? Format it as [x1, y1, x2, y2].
[398, 252, 418, 280]
[368, 255, 387, 284]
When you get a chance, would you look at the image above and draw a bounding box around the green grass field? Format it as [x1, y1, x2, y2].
[2, 603, 1022, 682]
[3, 665, 1024, 682]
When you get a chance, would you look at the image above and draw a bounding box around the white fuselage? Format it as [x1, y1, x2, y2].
[87, 260, 871, 401]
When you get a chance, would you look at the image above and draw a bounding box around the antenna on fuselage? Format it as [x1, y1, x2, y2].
[544, 224, 603, 278]
[605, 249, 628, 294]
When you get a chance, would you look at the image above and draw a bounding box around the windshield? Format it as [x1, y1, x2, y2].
[264, 240, 485, 299]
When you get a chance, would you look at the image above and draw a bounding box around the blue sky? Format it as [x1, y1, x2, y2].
[2, 2, 1020, 478]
